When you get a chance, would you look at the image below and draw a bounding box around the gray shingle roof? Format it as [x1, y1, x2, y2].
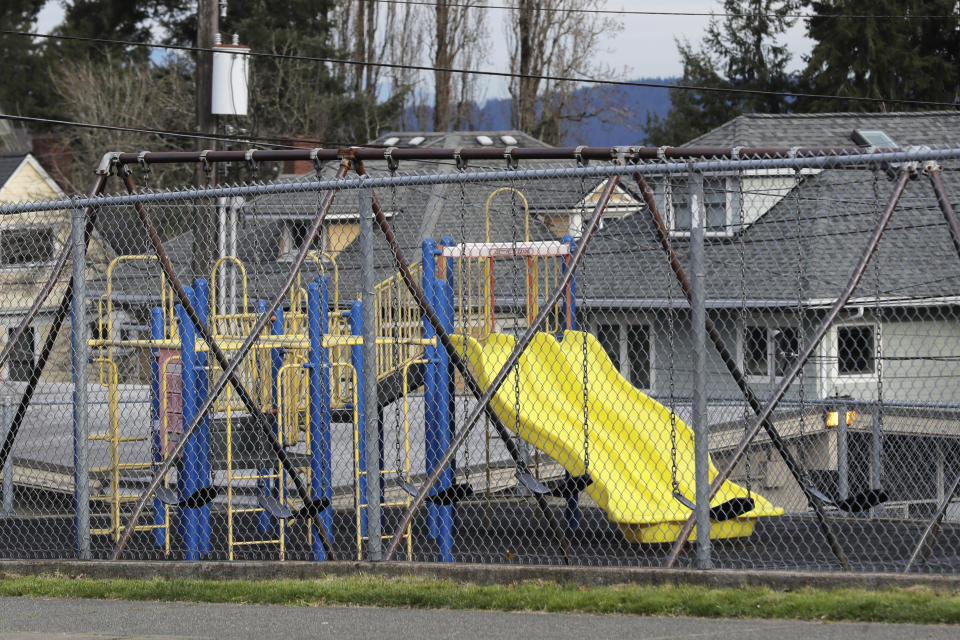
[581, 112, 960, 308]
[102, 115, 960, 312]
[0, 152, 27, 190]
[238, 130, 607, 303]
[684, 111, 960, 148]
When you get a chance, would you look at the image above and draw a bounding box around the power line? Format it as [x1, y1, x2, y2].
[363, 0, 958, 20]
[0, 113, 363, 149]
[3, 29, 958, 109]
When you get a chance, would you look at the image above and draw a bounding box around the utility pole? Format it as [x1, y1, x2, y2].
[193, 0, 219, 280]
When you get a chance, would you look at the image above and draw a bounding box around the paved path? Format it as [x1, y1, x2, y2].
[0, 596, 956, 640]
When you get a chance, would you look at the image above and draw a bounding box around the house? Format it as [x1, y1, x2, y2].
[0, 152, 117, 384]
[578, 111, 960, 516]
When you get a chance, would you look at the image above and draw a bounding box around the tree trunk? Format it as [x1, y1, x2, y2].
[433, 0, 452, 130]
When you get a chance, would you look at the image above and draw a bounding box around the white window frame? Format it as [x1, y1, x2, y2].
[594, 321, 654, 391]
[657, 174, 738, 238]
[739, 324, 799, 384]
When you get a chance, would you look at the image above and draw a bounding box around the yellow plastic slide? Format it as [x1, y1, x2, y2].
[451, 331, 782, 543]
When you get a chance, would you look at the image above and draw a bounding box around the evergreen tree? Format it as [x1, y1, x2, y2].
[0, 1, 50, 117]
[800, 0, 960, 111]
[645, 0, 797, 145]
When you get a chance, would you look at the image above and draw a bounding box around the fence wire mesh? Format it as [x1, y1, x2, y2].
[0, 147, 959, 573]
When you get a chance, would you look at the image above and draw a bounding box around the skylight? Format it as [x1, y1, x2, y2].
[500, 135, 518, 145]
[383, 136, 400, 146]
[851, 129, 899, 149]
[476, 135, 494, 146]
[408, 136, 425, 146]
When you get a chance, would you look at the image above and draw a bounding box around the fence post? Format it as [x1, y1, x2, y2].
[689, 170, 712, 569]
[71, 201, 91, 560]
[359, 187, 382, 561]
[1, 396, 12, 516]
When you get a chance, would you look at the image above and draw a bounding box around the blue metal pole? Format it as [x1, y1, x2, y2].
[150, 307, 166, 547]
[435, 277, 454, 562]
[421, 239, 439, 539]
[440, 236, 457, 481]
[192, 280, 212, 555]
[563, 234, 577, 331]
[308, 278, 333, 560]
[350, 300, 368, 538]
[175, 292, 200, 561]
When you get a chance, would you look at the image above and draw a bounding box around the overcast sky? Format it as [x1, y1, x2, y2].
[35, 0, 814, 100]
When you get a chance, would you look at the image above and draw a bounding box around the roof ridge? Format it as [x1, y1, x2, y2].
[735, 110, 960, 120]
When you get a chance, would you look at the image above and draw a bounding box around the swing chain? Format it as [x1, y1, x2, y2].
[872, 170, 885, 456]
[457, 158, 470, 479]
[737, 169, 753, 496]
[578, 160, 590, 475]
[387, 168, 405, 479]
[794, 167, 809, 472]
[666, 199, 680, 497]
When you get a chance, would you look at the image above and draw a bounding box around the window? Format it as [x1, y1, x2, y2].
[597, 324, 620, 371]
[652, 175, 739, 236]
[280, 221, 324, 259]
[596, 323, 651, 389]
[7, 327, 34, 382]
[742, 325, 798, 382]
[837, 325, 875, 375]
[626, 324, 651, 389]
[0, 228, 55, 266]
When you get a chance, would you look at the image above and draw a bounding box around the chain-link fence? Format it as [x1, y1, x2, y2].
[1, 145, 959, 573]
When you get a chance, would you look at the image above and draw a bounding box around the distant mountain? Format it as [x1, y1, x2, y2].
[473, 78, 674, 146]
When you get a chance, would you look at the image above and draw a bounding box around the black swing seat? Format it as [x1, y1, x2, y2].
[292, 497, 331, 520]
[543, 473, 593, 499]
[257, 495, 331, 521]
[673, 491, 755, 522]
[155, 486, 220, 509]
[515, 470, 551, 495]
[806, 486, 887, 513]
[400, 471, 559, 505]
[398, 478, 475, 505]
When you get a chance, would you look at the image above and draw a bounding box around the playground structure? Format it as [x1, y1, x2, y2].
[1, 141, 960, 572]
[79, 178, 785, 563]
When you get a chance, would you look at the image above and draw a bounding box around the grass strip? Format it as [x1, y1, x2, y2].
[0, 573, 958, 624]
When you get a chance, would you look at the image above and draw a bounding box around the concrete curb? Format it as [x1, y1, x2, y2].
[1, 559, 959, 592]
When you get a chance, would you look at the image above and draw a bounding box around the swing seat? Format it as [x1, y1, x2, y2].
[155, 485, 219, 509]
[515, 470, 551, 495]
[673, 492, 755, 522]
[398, 478, 476, 505]
[292, 497, 331, 520]
[257, 493, 294, 519]
[825, 488, 888, 513]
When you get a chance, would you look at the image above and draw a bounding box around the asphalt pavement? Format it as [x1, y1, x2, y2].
[0, 596, 958, 640]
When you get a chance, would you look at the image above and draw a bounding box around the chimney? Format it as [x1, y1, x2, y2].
[32, 136, 73, 190]
[282, 137, 319, 175]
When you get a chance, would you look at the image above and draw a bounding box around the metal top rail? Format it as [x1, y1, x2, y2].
[2, 146, 958, 216]
[117, 144, 895, 166]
